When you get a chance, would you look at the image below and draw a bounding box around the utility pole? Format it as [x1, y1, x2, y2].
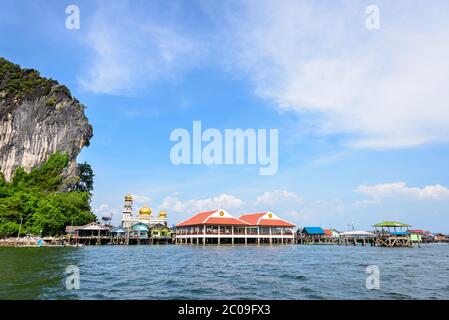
[108, 212, 114, 229]
[109, 212, 114, 243]
[69, 219, 73, 244]
[17, 218, 23, 240]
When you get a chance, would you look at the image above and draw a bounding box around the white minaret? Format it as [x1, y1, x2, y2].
[121, 194, 133, 227]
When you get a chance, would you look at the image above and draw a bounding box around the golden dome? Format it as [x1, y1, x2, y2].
[159, 210, 167, 219]
[139, 205, 152, 215]
[124, 194, 133, 201]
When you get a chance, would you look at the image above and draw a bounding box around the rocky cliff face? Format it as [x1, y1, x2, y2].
[0, 57, 92, 184]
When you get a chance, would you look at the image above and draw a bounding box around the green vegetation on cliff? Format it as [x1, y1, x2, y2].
[0, 153, 96, 237]
[0, 57, 58, 102]
[0, 57, 78, 111]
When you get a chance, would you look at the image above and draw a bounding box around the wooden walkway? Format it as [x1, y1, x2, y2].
[67, 235, 174, 245]
[375, 235, 412, 247]
[296, 235, 413, 247]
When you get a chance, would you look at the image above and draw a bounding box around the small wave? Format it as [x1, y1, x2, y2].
[385, 291, 413, 300]
[307, 294, 324, 300]
[281, 274, 308, 281]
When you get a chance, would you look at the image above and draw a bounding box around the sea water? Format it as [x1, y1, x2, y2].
[1, 244, 448, 300]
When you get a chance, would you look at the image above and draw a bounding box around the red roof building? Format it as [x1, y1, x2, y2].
[408, 229, 426, 234]
[175, 210, 295, 245]
[239, 211, 295, 227]
[176, 210, 248, 227]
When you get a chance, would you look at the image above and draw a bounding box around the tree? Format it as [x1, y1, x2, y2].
[0, 153, 96, 237]
[74, 162, 94, 194]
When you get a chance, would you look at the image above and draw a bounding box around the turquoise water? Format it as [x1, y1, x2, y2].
[1, 244, 448, 299]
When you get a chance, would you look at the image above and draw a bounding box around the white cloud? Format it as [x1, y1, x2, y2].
[255, 189, 303, 206]
[355, 198, 382, 206]
[158, 191, 307, 225]
[78, 2, 205, 94]
[131, 194, 152, 204]
[215, 0, 449, 148]
[77, 1, 449, 148]
[159, 193, 244, 215]
[158, 190, 305, 223]
[94, 203, 125, 223]
[95, 203, 110, 213]
[354, 182, 449, 204]
[283, 210, 303, 223]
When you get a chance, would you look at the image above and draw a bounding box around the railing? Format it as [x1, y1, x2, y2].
[176, 228, 295, 236]
[178, 230, 204, 235]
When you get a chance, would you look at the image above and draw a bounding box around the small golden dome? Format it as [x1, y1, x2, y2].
[125, 194, 133, 201]
[139, 205, 152, 215]
[159, 210, 167, 219]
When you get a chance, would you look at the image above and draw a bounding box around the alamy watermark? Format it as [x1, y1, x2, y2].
[65, 265, 80, 290]
[365, 265, 380, 290]
[365, 5, 380, 30]
[65, 5, 80, 30]
[170, 121, 278, 175]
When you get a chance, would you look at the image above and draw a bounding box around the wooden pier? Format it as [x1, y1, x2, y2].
[68, 235, 174, 246]
[374, 235, 412, 247]
[372, 221, 414, 247]
[295, 235, 413, 247]
[296, 235, 377, 246]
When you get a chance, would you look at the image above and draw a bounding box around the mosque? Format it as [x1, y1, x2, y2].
[121, 194, 168, 229]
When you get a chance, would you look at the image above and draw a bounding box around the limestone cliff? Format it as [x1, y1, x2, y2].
[0, 57, 93, 185]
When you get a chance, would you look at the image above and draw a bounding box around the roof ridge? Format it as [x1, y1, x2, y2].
[239, 212, 267, 217]
[176, 210, 216, 226]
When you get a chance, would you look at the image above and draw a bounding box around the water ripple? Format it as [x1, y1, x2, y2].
[1, 244, 449, 299]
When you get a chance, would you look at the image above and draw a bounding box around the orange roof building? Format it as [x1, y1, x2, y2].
[176, 210, 248, 227]
[175, 210, 295, 245]
[323, 229, 333, 237]
[239, 211, 295, 227]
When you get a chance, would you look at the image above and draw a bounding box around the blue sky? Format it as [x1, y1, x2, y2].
[1, 0, 449, 231]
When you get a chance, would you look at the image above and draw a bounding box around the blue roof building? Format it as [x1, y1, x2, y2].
[130, 222, 150, 239]
[301, 227, 325, 235]
[111, 226, 126, 234]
